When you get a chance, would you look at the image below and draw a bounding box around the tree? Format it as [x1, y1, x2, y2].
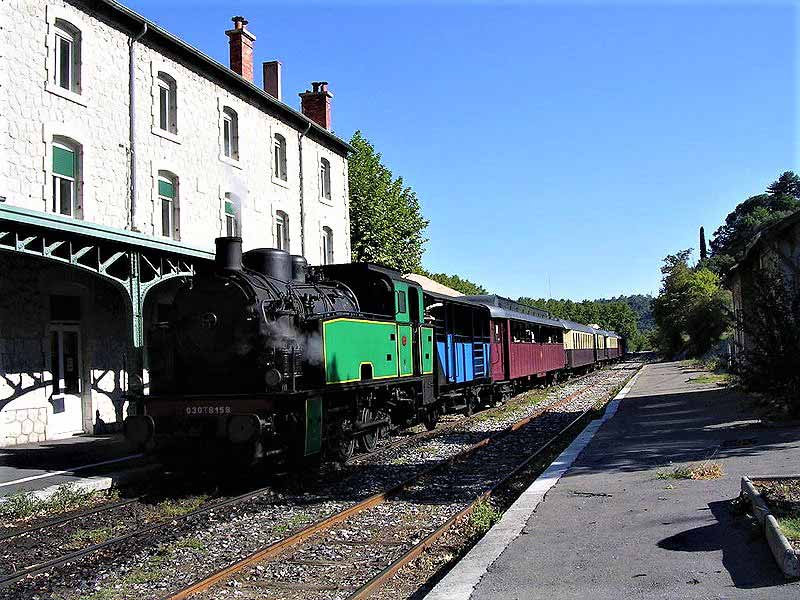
[348, 131, 429, 272]
[651, 249, 731, 357]
[737, 265, 800, 417]
[517, 297, 641, 348]
[707, 171, 800, 275]
[417, 270, 487, 295]
[700, 226, 707, 260]
[766, 171, 800, 198]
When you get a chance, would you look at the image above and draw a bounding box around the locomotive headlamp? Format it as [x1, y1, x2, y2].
[265, 368, 283, 388]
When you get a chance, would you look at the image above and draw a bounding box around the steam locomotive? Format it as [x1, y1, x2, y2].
[124, 237, 624, 464]
[125, 237, 436, 463]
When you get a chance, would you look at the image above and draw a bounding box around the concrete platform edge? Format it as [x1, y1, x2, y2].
[0, 463, 160, 504]
[425, 365, 645, 600]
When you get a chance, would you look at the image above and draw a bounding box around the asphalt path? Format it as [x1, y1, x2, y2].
[469, 361, 800, 600]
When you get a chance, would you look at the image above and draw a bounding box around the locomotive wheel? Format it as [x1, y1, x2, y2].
[333, 435, 355, 462]
[358, 408, 379, 453]
[464, 396, 476, 417]
[332, 418, 355, 462]
[423, 407, 439, 431]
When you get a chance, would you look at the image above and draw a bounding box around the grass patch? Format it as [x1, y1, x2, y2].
[657, 462, 724, 481]
[475, 390, 547, 423]
[147, 494, 208, 519]
[778, 516, 800, 541]
[468, 499, 502, 534]
[689, 373, 730, 385]
[84, 538, 204, 600]
[66, 525, 124, 550]
[272, 512, 310, 535]
[0, 484, 113, 523]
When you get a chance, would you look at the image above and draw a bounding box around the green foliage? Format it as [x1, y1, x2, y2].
[416, 269, 487, 295]
[736, 267, 800, 418]
[469, 499, 503, 534]
[348, 131, 429, 272]
[709, 186, 800, 273]
[652, 249, 731, 357]
[766, 171, 800, 197]
[0, 484, 102, 522]
[517, 296, 641, 347]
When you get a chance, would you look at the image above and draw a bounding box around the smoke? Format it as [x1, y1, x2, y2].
[224, 166, 247, 240]
[261, 314, 325, 368]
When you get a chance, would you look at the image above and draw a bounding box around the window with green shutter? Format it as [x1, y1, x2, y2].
[52, 142, 78, 217]
[158, 178, 175, 199]
[158, 173, 177, 239]
[53, 145, 75, 178]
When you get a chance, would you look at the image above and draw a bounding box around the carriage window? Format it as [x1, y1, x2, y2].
[396, 290, 407, 315]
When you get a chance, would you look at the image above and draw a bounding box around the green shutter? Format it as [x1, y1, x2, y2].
[225, 200, 234, 215]
[158, 179, 175, 198]
[53, 146, 75, 178]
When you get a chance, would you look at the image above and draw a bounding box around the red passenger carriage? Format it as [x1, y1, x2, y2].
[461, 296, 565, 394]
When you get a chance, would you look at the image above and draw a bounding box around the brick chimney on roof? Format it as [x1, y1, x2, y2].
[263, 60, 282, 100]
[299, 82, 333, 130]
[226, 16, 256, 82]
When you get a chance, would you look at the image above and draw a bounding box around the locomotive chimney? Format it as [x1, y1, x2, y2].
[215, 237, 243, 272]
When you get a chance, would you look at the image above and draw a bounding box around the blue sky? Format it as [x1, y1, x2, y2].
[126, 0, 797, 300]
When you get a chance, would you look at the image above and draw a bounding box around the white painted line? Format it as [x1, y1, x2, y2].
[0, 463, 160, 504]
[425, 364, 647, 600]
[0, 453, 143, 489]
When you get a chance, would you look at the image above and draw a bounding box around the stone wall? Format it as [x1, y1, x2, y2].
[0, 255, 128, 447]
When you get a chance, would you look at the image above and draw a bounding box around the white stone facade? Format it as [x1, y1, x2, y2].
[0, 0, 350, 262]
[0, 0, 352, 446]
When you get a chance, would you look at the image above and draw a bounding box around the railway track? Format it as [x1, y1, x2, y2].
[0, 484, 281, 589]
[1, 360, 641, 600]
[166, 361, 642, 600]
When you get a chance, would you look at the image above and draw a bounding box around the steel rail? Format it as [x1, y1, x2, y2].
[164, 376, 607, 600]
[348, 379, 628, 599]
[0, 483, 277, 589]
[346, 365, 607, 467]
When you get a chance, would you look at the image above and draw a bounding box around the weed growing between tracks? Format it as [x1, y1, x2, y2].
[66, 525, 127, 550]
[468, 500, 502, 534]
[147, 495, 209, 519]
[80, 537, 210, 600]
[0, 484, 118, 524]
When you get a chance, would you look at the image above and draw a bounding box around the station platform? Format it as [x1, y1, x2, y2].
[428, 361, 800, 600]
[0, 433, 145, 497]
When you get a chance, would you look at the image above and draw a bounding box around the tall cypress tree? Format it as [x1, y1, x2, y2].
[700, 226, 707, 260]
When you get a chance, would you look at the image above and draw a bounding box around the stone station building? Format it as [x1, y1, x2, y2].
[0, 0, 353, 446]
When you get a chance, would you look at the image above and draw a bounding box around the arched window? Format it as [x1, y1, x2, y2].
[52, 137, 80, 217]
[54, 19, 81, 93]
[225, 192, 238, 236]
[273, 133, 287, 181]
[157, 72, 177, 134]
[322, 226, 334, 265]
[157, 171, 178, 239]
[320, 158, 331, 200]
[222, 107, 239, 160]
[275, 211, 289, 251]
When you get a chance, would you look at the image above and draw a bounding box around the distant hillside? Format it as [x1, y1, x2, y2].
[598, 294, 655, 333]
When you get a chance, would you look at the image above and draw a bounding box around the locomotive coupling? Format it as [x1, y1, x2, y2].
[124, 415, 155, 446]
[227, 414, 264, 444]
